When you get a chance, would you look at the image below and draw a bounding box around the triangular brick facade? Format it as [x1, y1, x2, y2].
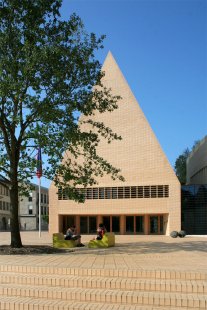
[49, 52, 180, 235]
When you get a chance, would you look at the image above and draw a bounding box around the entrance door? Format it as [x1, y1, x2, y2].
[149, 215, 164, 234]
[150, 216, 159, 233]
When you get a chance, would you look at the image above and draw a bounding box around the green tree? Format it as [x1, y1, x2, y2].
[174, 148, 190, 184]
[0, 0, 123, 247]
[174, 140, 201, 184]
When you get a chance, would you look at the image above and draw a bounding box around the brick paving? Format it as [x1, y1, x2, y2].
[0, 232, 206, 309]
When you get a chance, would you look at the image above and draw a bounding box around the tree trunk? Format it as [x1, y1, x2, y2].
[10, 168, 22, 248]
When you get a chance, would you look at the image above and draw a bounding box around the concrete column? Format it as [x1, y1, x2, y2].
[144, 215, 149, 235]
[76, 215, 80, 234]
[58, 215, 63, 233]
[120, 215, 125, 234]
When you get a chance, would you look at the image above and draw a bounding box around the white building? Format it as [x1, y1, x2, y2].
[19, 184, 49, 231]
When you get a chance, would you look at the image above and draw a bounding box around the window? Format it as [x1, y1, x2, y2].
[158, 186, 164, 198]
[136, 216, 144, 233]
[112, 187, 117, 199]
[164, 185, 169, 197]
[28, 205, 33, 215]
[86, 188, 92, 199]
[41, 193, 43, 203]
[118, 187, 123, 199]
[131, 186, 137, 198]
[151, 186, 157, 198]
[144, 186, 150, 198]
[137, 186, 143, 198]
[93, 188, 98, 199]
[44, 194, 47, 204]
[124, 187, 130, 198]
[57, 185, 170, 200]
[105, 187, 111, 199]
[28, 192, 33, 202]
[99, 188, 104, 199]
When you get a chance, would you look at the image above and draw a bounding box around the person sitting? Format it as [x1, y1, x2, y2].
[96, 223, 107, 240]
[65, 225, 85, 247]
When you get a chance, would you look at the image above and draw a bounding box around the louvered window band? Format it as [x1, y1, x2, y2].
[58, 185, 169, 200]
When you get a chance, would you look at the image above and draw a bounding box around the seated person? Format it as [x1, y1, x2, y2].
[96, 223, 107, 240]
[65, 225, 85, 247]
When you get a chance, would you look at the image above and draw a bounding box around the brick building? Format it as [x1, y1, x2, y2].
[49, 52, 181, 235]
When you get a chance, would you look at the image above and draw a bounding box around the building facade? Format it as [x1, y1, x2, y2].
[49, 52, 181, 236]
[19, 184, 49, 230]
[182, 136, 207, 234]
[186, 136, 207, 184]
[0, 175, 11, 231]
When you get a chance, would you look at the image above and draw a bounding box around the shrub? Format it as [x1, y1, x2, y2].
[170, 231, 178, 238]
[178, 230, 186, 238]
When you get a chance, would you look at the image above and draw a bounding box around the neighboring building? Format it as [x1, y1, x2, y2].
[186, 136, 207, 184]
[19, 184, 49, 230]
[49, 52, 181, 236]
[181, 136, 207, 234]
[181, 184, 207, 234]
[0, 175, 11, 231]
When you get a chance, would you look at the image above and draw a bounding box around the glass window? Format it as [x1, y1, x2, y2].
[103, 216, 110, 232]
[89, 216, 97, 233]
[144, 186, 150, 198]
[86, 188, 92, 199]
[80, 216, 88, 233]
[131, 186, 137, 198]
[136, 216, 144, 233]
[99, 188, 104, 199]
[126, 216, 134, 233]
[137, 186, 143, 198]
[93, 188, 98, 199]
[105, 187, 111, 199]
[112, 216, 120, 233]
[158, 186, 164, 198]
[124, 187, 130, 198]
[112, 187, 117, 199]
[151, 186, 157, 198]
[28, 205, 33, 215]
[118, 187, 123, 199]
[164, 185, 169, 197]
[150, 216, 159, 233]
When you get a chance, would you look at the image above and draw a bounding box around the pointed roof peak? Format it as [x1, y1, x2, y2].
[102, 50, 118, 68]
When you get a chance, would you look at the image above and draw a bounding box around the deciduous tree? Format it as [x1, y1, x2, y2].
[0, 0, 123, 247]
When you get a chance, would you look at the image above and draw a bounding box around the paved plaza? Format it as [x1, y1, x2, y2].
[0, 232, 206, 309]
[0, 232, 206, 272]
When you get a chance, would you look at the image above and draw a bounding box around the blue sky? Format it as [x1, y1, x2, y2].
[40, 0, 207, 188]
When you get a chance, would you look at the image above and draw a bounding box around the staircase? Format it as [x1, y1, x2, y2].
[0, 264, 206, 309]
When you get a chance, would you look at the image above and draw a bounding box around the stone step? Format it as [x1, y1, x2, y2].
[1, 265, 207, 280]
[0, 272, 206, 294]
[0, 295, 195, 310]
[0, 283, 207, 308]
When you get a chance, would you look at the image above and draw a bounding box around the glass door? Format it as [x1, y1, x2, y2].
[150, 216, 159, 233]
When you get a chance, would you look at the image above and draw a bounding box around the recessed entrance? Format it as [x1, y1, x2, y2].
[149, 215, 164, 234]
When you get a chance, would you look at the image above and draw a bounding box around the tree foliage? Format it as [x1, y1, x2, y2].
[174, 148, 190, 184]
[174, 140, 201, 184]
[0, 0, 123, 247]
